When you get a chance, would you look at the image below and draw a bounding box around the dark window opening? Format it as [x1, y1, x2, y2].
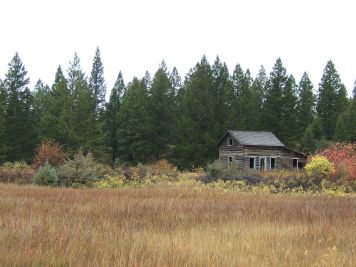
[271, 158, 276, 169]
[228, 156, 233, 166]
[249, 157, 255, 169]
[293, 158, 298, 169]
[228, 138, 233, 146]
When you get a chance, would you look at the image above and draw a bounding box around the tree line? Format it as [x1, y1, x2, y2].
[0, 48, 355, 169]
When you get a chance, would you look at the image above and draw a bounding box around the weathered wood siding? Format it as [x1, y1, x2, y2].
[242, 146, 305, 170]
[218, 133, 243, 170]
[218, 135, 306, 172]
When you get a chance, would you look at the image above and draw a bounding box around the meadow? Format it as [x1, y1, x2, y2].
[0, 183, 355, 267]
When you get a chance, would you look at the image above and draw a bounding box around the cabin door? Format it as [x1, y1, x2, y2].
[260, 157, 266, 171]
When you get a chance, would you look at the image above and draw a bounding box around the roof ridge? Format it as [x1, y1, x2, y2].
[229, 130, 273, 133]
[228, 130, 285, 147]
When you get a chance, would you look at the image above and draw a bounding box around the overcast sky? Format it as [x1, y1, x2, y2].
[0, 0, 355, 96]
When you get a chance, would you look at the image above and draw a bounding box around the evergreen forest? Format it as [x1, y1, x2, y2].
[0, 49, 355, 169]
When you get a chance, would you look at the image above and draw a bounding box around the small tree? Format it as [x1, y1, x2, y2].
[32, 161, 59, 186]
[32, 140, 67, 169]
[59, 150, 101, 185]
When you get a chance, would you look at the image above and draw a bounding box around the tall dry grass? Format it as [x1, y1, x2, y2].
[0, 183, 355, 266]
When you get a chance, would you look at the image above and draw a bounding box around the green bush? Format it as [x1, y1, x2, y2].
[305, 155, 334, 179]
[32, 162, 59, 186]
[206, 160, 226, 180]
[59, 150, 104, 186]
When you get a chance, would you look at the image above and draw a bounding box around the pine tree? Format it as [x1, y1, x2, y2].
[252, 66, 268, 104]
[334, 81, 356, 141]
[88, 47, 107, 158]
[32, 80, 51, 141]
[242, 69, 256, 130]
[144, 71, 152, 91]
[41, 66, 73, 148]
[261, 58, 287, 137]
[316, 60, 348, 139]
[349, 82, 356, 141]
[301, 117, 325, 152]
[105, 71, 126, 165]
[117, 77, 152, 164]
[229, 64, 252, 130]
[170, 67, 182, 94]
[280, 75, 298, 147]
[170, 67, 184, 116]
[169, 67, 183, 154]
[0, 79, 6, 163]
[67, 53, 94, 154]
[296, 72, 315, 138]
[211, 56, 232, 139]
[3, 53, 36, 161]
[250, 66, 268, 130]
[176, 56, 215, 168]
[334, 114, 348, 141]
[148, 61, 175, 160]
[89, 47, 107, 116]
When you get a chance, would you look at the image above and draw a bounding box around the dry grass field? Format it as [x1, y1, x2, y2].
[0, 183, 355, 267]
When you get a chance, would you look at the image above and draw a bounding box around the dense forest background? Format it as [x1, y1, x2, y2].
[0, 48, 355, 169]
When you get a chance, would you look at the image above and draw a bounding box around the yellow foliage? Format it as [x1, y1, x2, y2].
[93, 175, 125, 189]
[305, 155, 335, 178]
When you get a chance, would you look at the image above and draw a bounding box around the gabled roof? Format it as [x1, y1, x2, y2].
[218, 130, 285, 147]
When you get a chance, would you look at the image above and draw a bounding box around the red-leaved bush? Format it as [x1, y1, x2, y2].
[317, 143, 356, 181]
[32, 141, 67, 169]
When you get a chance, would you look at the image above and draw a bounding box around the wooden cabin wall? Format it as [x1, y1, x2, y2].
[218, 134, 244, 170]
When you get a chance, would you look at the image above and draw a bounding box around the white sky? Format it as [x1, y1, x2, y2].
[0, 0, 355, 96]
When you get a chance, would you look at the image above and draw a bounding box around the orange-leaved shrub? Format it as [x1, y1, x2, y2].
[318, 142, 356, 181]
[149, 159, 179, 179]
[32, 140, 67, 169]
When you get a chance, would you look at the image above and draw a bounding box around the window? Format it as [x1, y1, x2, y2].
[228, 156, 233, 166]
[293, 158, 298, 169]
[228, 138, 233, 146]
[271, 157, 276, 169]
[249, 157, 255, 169]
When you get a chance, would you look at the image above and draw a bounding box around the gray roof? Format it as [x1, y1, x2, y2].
[228, 130, 285, 147]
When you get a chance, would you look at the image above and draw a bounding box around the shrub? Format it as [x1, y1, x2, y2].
[305, 155, 334, 179]
[32, 162, 59, 186]
[205, 159, 241, 181]
[58, 150, 103, 186]
[32, 140, 67, 169]
[118, 161, 180, 184]
[93, 175, 126, 189]
[206, 160, 226, 180]
[318, 142, 356, 180]
[0, 162, 35, 184]
[149, 160, 179, 180]
[125, 163, 149, 181]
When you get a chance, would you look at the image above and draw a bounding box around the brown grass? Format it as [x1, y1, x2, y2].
[0, 183, 355, 267]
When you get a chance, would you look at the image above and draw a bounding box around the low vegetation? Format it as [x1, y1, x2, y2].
[1, 142, 356, 266]
[0, 183, 355, 266]
[0, 141, 356, 195]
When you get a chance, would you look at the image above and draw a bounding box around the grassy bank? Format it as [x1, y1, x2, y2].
[0, 183, 355, 266]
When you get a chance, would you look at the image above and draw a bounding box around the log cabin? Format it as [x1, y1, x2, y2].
[217, 130, 306, 171]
